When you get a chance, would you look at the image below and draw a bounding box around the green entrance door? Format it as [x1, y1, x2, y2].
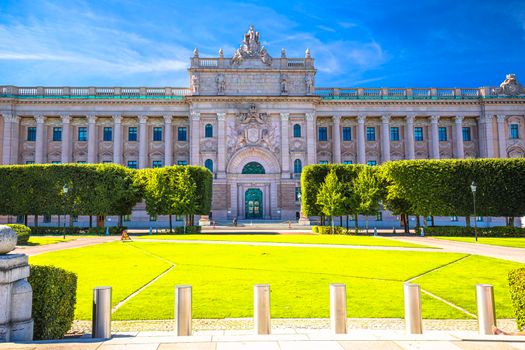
[245, 188, 263, 219]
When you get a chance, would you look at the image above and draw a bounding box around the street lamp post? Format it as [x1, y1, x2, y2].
[470, 181, 477, 242]
[63, 184, 69, 240]
[297, 192, 302, 224]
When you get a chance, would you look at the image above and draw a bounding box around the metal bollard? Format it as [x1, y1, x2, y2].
[330, 284, 347, 334]
[476, 284, 496, 335]
[254, 284, 271, 334]
[373, 227, 378, 236]
[420, 227, 425, 237]
[92, 286, 112, 339]
[404, 283, 422, 334]
[175, 285, 192, 336]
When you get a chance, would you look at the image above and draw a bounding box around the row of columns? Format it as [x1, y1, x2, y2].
[329, 114, 480, 164]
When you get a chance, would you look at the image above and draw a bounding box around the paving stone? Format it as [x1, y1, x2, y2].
[216, 341, 280, 350]
[394, 340, 463, 350]
[158, 343, 216, 350]
[278, 340, 344, 350]
[338, 341, 403, 350]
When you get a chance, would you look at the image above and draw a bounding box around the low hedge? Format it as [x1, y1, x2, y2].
[30, 226, 127, 236]
[422, 226, 525, 237]
[312, 225, 347, 235]
[174, 225, 202, 234]
[5, 224, 31, 244]
[29, 265, 77, 340]
[509, 268, 525, 331]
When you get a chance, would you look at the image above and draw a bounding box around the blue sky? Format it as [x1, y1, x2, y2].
[0, 0, 524, 88]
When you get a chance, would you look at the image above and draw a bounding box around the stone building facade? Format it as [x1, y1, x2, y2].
[1, 26, 525, 227]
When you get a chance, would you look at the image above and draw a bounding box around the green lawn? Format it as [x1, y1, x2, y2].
[28, 241, 523, 321]
[136, 233, 430, 248]
[434, 237, 525, 249]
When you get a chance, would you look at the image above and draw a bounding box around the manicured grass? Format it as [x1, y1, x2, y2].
[29, 242, 172, 319]
[413, 255, 524, 318]
[24, 236, 78, 246]
[434, 236, 525, 249]
[136, 233, 430, 248]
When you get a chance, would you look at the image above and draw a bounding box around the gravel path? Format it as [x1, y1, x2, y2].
[13, 236, 120, 256]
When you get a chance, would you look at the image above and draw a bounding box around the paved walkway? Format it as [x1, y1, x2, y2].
[12, 236, 120, 256]
[389, 236, 525, 263]
[1, 330, 524, 349]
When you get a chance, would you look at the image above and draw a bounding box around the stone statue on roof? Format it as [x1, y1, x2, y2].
[231, 25, 272, 66]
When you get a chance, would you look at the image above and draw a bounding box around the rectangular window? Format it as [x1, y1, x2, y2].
[176, 215, 183, 221]
[178, 127, 187, 141]
[127, 161, 138, 169]
[450, 216, 458, 222]
[53, 127, 62, 141]
[177, 160, 188, 166]
[102, 160, 112, 164]
[128, 127, 138, 141]
[342, 127, 352, 141]
[367, 160, 377, 166]
[72, 215, 78, 223]
[16, 215, 24, 224]
[510, 124, 519, 139]
[152, 160, 163, 168]
[366, 127, 375, 141]
[462, 127, 471, 142]
[78, 127, 87, 141]
[414, 127, 423, 141]
[318, 127, 327, 141]
[439, 127, 447, 141]
[376, 212, 383, 221]
[27, 127, 36, 141]
[343, 160, 353, 165]
[43, 215, 51, 223]
[103, 127, 112, 141]
[77, 161, 87, 164]
[51, 161, 61, 164]
[26, 161, 35, 164]
[149, 215, 157, 222]
[477, 216, 483, 222]
[123, 214, 131, 222]
[295, 187, 301, 201]
[153, 127, 163, 141]
[390, 127, 399, 141]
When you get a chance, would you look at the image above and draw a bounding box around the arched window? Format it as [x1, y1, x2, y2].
[204, 159, 213, 172]
[242, 162, 265, 174]
[205, 124, 213, 138]
[293, 124, 301, 138]
[294, 159, 302, 173]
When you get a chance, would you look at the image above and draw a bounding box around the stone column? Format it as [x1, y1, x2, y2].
[138, 115, 148, 168]
[2, 114, 18, 165]
[454, 115, 464, 159]
[357, 114, 366, 164]
[405, 114, 415, 160]
[332, 114, 341, 163]
[430, 115, 440, 159]
[306, 112, 316, 165]
[380, 115, 391, 163]
[35, 115, 46, 164]
[497, 115, 507, 158]
[280, 113, 290, 177]
[60, 115, 71, 164]
[190, 112, 200, 165]
[217, 113, 226, 178]
[112, 115, 122, 164]
[484, 114, 495, 158]
[163, 115, 173, 166]
[87, 114, 97, 163]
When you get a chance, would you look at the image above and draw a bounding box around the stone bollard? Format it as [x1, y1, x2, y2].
[0, 225, 33, 342]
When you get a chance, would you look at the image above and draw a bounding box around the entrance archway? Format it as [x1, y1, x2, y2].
[245, 188, 263, 219]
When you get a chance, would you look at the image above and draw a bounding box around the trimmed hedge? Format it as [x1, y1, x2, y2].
[509, 268, 525, 331]
[174, 225, 202, 234]
[29, 265, 77, 340]
[30, 226, 126, 236]
[312, 225, 346, 235]
[422, 226, 525, 237]
[5, 224, 30, 244]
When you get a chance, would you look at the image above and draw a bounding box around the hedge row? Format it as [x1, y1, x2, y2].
[312, 225, 347, 235]
[30, 226, 127, 236]
[509, 268, 525, 331]
[5, 224, 31, 244]
[173, 225, 202, 234]
[422, 226, 525, 237]
[29, 265, 77, 340]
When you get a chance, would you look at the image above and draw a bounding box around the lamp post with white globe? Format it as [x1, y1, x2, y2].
[470, 181, 477, 242]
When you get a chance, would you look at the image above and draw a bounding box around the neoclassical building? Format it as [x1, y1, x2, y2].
[1, 26, 525, 226]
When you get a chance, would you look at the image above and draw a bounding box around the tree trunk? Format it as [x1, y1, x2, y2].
[354, 214, 359, 234]
[89, 216, 93, 228]
[24, 215, 28, 226]
[346, 215, 349, 231]
[431, 216, 435, 227]
[331, 216, 335, 235]
[365, 216, 369, 235]
[34, 215, 39, 227]
[339, 216, 342, 227]
[169, 214, 173, 233]
[118, 215, 123, 227]
[404, 215, 410, 234]
[465, 216, 471, 228]
[415, 216, 420, 230]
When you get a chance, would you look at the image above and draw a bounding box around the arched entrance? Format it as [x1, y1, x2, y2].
[245, 188, 263, 219]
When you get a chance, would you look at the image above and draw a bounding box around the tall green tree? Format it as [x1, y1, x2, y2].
[316, 169, 346, 234]
[171, 167, 198, 233]
[354, 166, 382, 234]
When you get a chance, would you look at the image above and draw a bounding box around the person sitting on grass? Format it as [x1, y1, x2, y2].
[492, 326, 525, 336]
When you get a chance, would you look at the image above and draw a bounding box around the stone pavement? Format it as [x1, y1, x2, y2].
[389, 236, 525, 263]
[12, 236, 120, 256]
[1, 329, 525, 350]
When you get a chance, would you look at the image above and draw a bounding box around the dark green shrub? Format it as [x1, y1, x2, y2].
[508, 268, 525, 331]
[30, 226, 127, 236]
[174, 225, 202, 234]
[423, 226, 525, 237]
[312, 225, 346, 235]
[29, 265, 77, 340]
[5, 224, 31, 244]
